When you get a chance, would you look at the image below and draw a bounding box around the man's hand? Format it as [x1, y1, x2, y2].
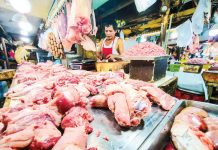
[80, 35, 97, 52]
[91, 26, 98, 36]
[106, 54, 116, 62]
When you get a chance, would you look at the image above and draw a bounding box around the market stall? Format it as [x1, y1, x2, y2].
[1, 61, 218, 150]
[0, 0, 218, 149]
[202, 71, 218, 103]
[1, 61, 177, 149]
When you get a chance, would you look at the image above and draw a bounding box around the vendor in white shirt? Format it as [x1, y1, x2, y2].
[96, 23, 124, 60]
[80, 23, 124, 61]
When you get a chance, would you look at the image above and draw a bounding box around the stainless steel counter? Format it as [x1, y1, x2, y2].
[87, 103, 176, 150]
[139, 100, 218, 150]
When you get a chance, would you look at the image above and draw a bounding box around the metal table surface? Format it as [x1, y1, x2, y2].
[139, 100, 218, 150]
[87, 103, 175, 150]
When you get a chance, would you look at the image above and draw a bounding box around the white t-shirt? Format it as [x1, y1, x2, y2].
[102, 37, 119, 55]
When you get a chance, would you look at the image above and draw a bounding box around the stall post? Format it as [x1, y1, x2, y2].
[160, 1, 170, 48]
[164, 14, 173, 54]
[1, 38, 9, 69]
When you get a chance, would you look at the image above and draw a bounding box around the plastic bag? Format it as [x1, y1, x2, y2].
[176, 20, 193, 47]
[134, 0, 157, 13]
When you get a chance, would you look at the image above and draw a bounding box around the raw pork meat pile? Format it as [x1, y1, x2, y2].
[187, 58, 209, 65]
[171, 107, 218, 150]
[123, 42, 166, 57]
[0, 61, 175, 149]
[90, 80, 175, 127]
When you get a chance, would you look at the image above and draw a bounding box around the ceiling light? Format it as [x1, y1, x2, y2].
[20, 30, 29, 36]
[209, 24, 218, 36]
[170, 31, 178, 39]
[18, 21, 33, 32]
[20, 37, 31, 43]
[9, 0, 31, 14]
[11, 13, 26, 22]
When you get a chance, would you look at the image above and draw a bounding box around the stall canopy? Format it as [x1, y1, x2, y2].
[95, 0, 218, 33]
[0, 0, 110, 43]
[0, 0, 217, 42]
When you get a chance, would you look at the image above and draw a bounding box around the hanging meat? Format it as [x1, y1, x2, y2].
[47, 32, 65, 58]
[57, 12, 67, 41]
[64, 0, 92, 51]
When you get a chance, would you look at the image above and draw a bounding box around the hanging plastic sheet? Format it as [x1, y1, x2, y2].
[191, 0, 211, 34]
[176, 20, 193, 47]
[134, 0, 157, 13]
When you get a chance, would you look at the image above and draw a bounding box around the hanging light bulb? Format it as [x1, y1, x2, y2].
[209, 24, 218, 37]
[20, 30, 29, 36]
[9, 0, 31, 14]
[170, 31, 178, 39]
[20, 37, 31, 43]
[18, 21, 33, 32]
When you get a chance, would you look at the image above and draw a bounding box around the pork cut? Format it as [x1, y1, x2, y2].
[175, 113, 208, 132]
[204, 117, 218, 149]
[52, 127, 88, 150]
[3, 106, 62, 135]
[0, 126, 34, 149]
[54, 86, 84, 113]
[177, 107, 208, 118]
[0, 122, 4, 133]
[206, 130, 218, 150]
[111, 93, 131, 126]
[90, 95, 108, 108]
[61, 106, 93, 133]
[204, 117, 218, 131]
[171, 122, 213, 150]
[141, 86, 175, 110]
[171, 107, 214, 150]
[29, 121, 61, 150]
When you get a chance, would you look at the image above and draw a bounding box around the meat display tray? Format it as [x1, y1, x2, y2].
[87, 102, 178, 150]
[122, 56, 170, 61]
[139, 100, 218, 150]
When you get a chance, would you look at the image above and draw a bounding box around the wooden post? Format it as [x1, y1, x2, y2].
[164, 14, 174, 54]
[1, 38, 9, 69]
[160, 8, 170, 47]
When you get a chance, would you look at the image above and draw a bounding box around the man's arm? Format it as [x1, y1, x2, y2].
[96, 40, 103, 59]
[117, 38, 124, 55]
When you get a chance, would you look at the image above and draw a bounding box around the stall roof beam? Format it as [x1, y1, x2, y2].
[134, 7, 196, 30]
[98, 0, 134, 20]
